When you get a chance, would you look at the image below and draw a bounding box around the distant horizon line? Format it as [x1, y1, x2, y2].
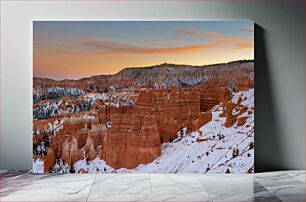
[34, 58, 254, 81]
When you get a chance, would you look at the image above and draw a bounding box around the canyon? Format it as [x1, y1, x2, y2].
[32, 60, 254, 173]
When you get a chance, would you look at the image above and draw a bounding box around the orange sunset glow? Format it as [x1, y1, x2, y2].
[34, 21, 254, 80]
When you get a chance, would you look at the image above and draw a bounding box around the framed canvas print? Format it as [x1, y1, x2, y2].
[33, 21, 254, 174]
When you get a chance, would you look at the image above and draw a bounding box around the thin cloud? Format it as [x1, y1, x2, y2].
[176, 28, 253, 50]
[41, 28, 253, 56]
[50, 38, 218, 55]
[81, 38, 145, 53]
[140, 44, 216, 54]
[57, 50, 89, 56]
[176, 28, 224, 39]
[148, 28, 254, 50]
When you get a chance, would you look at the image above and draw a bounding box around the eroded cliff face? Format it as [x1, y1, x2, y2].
[103, 113, 161, 169]
[32, 60, 254, 172]
[36, 85, 235, 171]
[44, 148, 55, 173]
[100, 87, 216, 169]
[33, 60, 253, 104]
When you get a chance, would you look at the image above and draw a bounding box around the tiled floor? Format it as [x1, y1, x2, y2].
[0, 170, 305, 202]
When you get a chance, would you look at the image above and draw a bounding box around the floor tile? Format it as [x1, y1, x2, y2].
[0, 170, 8, 175]
[262, 183, 305, 195]
[254, 171, 302, 182]
[0, 194, 88, 202]
[90, 174, 151, 195]
[210, 194, 282, 202]
[150, 174, 207, 195]
[255, 173, 305, 195]
[197, 174, 253, 184]
[1, 174, 96, 196]
[275, 194, 306, 202]
[0, 170, 27, 177]
[286, 171, 305, 183]
[197, 174, 270, 195]
[1, 172, 51, 196]
[88, 194, 212, 202]
[1, 170, 306, 202]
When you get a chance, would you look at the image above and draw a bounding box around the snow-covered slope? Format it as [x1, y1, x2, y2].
[73, 89, 254, 174]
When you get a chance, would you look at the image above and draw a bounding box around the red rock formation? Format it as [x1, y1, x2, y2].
[44, 148, 55, 173]
[150, 88, 213, 140]
[103, 110, 161, 169]
[70, 136, 81, 165]
[100, 87, 215, 169]
[224, 102, 239, 128]
[193, 112, 212, 131]
[237, 116, 249, 126]
[197, 86, 231, 112]
[33, 60, 254, 95]
[239, 106, 248, 115]
[223, 95, 251, 128]
[61, 136, 83, 166]
[98, 105, 134, 123]
[33, 83, 237, 170]
[33, 60, 254, 172]
[235, 76, 254, 91]
[85, 134, 93, 151]
[88, 143, 97, 161]
[61, 139, 70, 165]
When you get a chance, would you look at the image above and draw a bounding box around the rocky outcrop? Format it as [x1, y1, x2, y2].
[237, 116, 249, 126]
[148, 88, 212, 141]
[197, 85, 231, 112]
[224, 102, 238, 128]
[44, 148, 55, 173]
[33, 60, 254, 102]
[222, 93, 251, 128]
[97, 105, 133, 123]
[88, 143, 97, 161]
[33, 84, 235, 170]
[101, 87, 215, 169]
[101, 91, 160, 169]
[103, 113, 161, 169]
[61, 136, 83, 166]
[33, 60, 254, 172]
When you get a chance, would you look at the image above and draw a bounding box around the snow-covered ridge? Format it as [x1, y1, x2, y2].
[33, 60, 254, 101]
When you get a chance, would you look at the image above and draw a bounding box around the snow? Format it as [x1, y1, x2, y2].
[33, 159, 44, 174]
[73, 157, 114, 174]
[52, 159, 70, 174]
[48, 119, 64, 135]
[63, 114, 96, 122]
[73, 89, 254, 174]
[83, 91, 137, 107]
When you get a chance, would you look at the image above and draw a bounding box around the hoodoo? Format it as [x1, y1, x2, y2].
[32, 60, 254, 172]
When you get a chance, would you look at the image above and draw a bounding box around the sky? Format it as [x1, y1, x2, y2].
[33, 21, 254, 80]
